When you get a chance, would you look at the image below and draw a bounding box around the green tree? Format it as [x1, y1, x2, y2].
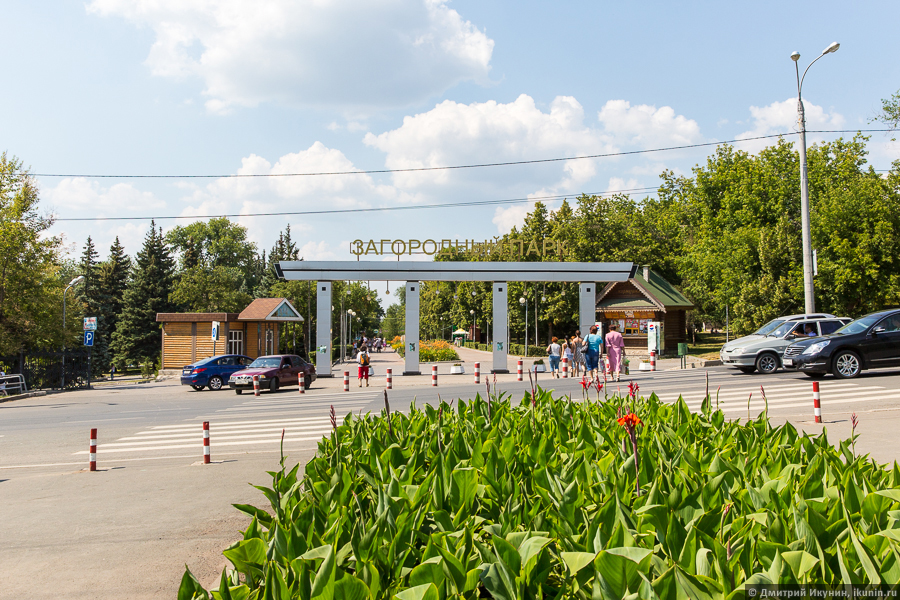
[873, 89, 900, 139]
[77, 236, 105, 374]
[110, 222, 176, 368]
[91, 239, 131, 375]
[0, 153, 66, 354]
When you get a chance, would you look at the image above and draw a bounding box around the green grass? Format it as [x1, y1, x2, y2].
[687, 333, 727, 359]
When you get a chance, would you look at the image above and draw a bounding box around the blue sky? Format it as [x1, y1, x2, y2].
[2, 0, 898, 273]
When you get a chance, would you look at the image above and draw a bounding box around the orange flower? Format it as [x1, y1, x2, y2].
[617, 413, 642, 428]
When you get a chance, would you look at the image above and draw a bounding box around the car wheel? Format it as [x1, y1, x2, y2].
[269, 378, 279, 392]
[191, 385, 205, 391]
[832, 350, 861, 379]
[208, 376, 223, 391]
[737, 366, 755, 374]
[804, 372, 826, 379]
[755, 353, 779, 375]
[235, 389, 243, 395]
[304, 374, 312, 390]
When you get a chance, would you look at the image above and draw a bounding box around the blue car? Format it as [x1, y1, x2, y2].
[181, 354, 254, 391]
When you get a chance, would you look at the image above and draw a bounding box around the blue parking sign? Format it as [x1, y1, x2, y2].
[84, 331, 94, 347]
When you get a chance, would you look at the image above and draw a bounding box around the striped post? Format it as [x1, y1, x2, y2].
[343, 371, 350, 392]
[474, 362, 480, 384]
[386, 368, 393, 390]
[298, 373, 305, 394]
[650, 350, 657, 372]
[813, 381, 822, 423]
[562, 357, 569, 378]
[89, 428, 97, 472]
[517, 359, 523, 381]
[432, 365, 438, 387]
[203, 421, 210, 464]
[252, 375, 260, 397]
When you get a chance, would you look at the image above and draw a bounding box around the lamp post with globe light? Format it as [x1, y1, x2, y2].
[519, 296, 528, 356]
[791, 41, 839, 314]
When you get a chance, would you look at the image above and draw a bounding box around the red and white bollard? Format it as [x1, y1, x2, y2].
[297, 373, 305, 394]
[650, 350, 657, 372]
[386, 368, 393, 389]
[252, 375, 260, 397]
[517, 359, 523, 381]
[343, 371, 350, 392]
[813, 381, 822, 423]
[474, 362, 481, 384]
[432, 365, 438, 387]
[562, 357, 569, 378]
[203, 421, 210, 464]
[89, 428, 97, 472]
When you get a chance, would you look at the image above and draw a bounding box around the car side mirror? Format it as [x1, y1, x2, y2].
[873, 326, 886, 335]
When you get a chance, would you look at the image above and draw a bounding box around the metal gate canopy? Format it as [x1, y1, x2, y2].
[276, 260, 636, 375]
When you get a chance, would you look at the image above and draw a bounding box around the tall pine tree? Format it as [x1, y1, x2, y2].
[92, 237, 131, 374]
[77, 237, 104, 374]
[110, 223, 175, 368]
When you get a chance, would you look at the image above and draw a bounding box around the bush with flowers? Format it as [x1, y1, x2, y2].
[183, 382, 900, 598]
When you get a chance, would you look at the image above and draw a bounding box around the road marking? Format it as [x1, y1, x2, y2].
[74, 434, 331, 454]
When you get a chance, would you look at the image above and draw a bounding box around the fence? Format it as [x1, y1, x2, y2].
[0, 349, 91, 391]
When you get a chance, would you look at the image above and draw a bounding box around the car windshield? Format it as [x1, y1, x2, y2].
[754, 319, 784, 336]
[248, 357, 282, 368]
[834, 314, 883, 336]
[768, 322, 803, 338]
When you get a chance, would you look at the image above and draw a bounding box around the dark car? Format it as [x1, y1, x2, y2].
[228, 354, 316, 394]
[783, 309, 900, 379]
[181, 354, 254, 391]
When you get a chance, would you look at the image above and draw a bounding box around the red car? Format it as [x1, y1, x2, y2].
[228, 354, 316, 394]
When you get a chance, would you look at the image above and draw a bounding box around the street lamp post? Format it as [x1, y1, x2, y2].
[62, 275, 85, 389]
[470, 309, 475, 343]
[519, 297, 528, 356]
[792, 41, 839, 314]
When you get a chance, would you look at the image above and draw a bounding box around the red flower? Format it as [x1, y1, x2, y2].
[617, 413, 642, 429]
[580, 377, 590, 390]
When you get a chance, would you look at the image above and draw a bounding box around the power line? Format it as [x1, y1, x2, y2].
[30, 129, 891, 180]
[53, 187, 660, 222]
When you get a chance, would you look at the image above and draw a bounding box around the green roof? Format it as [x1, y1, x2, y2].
[631, 268, 693, 309]
[597, 297, 658, 310]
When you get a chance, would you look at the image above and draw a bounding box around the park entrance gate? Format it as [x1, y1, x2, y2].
[275, 261, 636, 376]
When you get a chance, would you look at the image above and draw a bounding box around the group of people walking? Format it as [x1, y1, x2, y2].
[545, 324, 626, 381]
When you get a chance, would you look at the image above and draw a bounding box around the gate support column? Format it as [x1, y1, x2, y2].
[579, 283, 596, 339]
[404, 281, 420, 375]
[492, 282, 509, 373]
[316, 281, 332, 377]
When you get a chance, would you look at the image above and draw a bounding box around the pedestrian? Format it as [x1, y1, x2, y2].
[605, 324, 626, 382]
[356, 345, 370, 387]
[572, 330, 585, 377]
[563, 336, 574, 371]
[547, 337, 562, 378]
[584, 325, 604, 378]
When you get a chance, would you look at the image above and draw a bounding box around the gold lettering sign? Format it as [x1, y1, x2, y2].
[350, 238, 565, 259]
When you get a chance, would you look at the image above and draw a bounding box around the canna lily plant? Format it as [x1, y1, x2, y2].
[617, 411, 643, 496]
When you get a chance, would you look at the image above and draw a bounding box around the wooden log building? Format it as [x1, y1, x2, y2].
[595, 266, 693, 354]
[156, 298, 303, 369]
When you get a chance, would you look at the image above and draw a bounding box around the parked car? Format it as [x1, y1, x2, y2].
[181, 354, 253, 391]
[719, 313, 851, 374]
[228, 354, 316, 394]
[783, 309, 900, 379]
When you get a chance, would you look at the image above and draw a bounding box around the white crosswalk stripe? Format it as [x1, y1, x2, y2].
[73, 391, 382, 457]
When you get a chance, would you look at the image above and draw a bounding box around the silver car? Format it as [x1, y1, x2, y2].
[719, 313, 851, 374]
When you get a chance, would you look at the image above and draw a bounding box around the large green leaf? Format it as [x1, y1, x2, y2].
[394, 583, 439, 600]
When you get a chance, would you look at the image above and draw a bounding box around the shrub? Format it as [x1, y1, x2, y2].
[182, 390, 900, 597]
[396, 339, 460, 362]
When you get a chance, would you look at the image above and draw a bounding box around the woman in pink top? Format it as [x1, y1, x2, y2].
[605, 324, 626, 381]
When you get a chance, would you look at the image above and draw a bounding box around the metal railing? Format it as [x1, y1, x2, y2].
[0, 374, 27, 397]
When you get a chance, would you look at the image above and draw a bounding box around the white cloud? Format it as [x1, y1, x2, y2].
[736, 98, 845, 153]
[44, 178, 165, 214]
[87, 0, 494, 112]
[597, 100, 703, 148]
[606, 177, 639, 193]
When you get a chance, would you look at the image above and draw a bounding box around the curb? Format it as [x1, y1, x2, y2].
[0, 390, 47, 403]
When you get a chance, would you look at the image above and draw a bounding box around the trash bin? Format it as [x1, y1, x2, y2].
[677, 343, 688, 356]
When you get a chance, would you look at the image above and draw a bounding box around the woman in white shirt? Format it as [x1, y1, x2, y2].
[547, 337, 562, 378]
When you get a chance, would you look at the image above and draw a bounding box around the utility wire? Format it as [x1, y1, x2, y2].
[53, 187, 659, 222]
[30, 129, 891, 180]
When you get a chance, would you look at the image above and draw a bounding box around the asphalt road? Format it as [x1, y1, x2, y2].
[3, 365, 900, 598]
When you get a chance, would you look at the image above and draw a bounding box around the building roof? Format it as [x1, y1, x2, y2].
[596, 266, 694, 313]
[238, 298, 303, 321]
[156, 312, 239, 323]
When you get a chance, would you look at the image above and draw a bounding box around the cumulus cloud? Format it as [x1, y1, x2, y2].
[736, 98, 845, 153]
[44, 178, 166, 214]
[87, 0, 494, 112]
[597, 100, 703, 148]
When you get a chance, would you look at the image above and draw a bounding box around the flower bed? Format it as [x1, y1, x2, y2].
[395, 339, 460, 362]
[181, 387, 900, 598]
